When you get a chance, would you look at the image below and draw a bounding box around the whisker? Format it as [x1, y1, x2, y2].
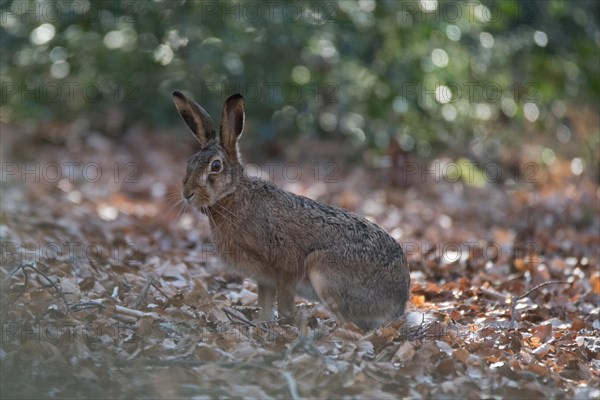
[203, 206, 223, 238]
[166, 186, 183, 200]
[210, 204, 233, 225]
[214, 202, 240, 224]
[160, 198, 184, 225]
[174, 200, 188, 223]
[213, 201, 237, 219]
[211, 203, 242, 232]
[164, 197, 184, 216]
[161, 185, 186, 221]
[206, 206, 223, 230]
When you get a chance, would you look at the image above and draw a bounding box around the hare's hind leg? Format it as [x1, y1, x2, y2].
[304, 251, 351, 325]
[305, 251, 397, 330]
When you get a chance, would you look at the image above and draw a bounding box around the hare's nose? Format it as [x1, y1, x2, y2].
[183, 190, 195, 201]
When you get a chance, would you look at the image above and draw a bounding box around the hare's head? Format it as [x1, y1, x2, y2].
[173, 91, 245, 208]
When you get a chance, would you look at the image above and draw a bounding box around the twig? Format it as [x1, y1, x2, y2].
[410, 312, 427, 341]
[1, 262, 70, 313]
[510, 280, 571, 328]
[1, 266, 29, 307]
[515, 280, 571, 301]
[70, 299, 160, 319]
[151, 281, 169, 299]
[222, 307, 273, 334]
[115, 304, 159, 319]
[134, 276, 155, 309]
[1, 263, 26, 283]
[223, 306, 257, 327]
[282, 371, 300, 400]
[479, 286, 509, 301]
[70, 301, 106, 312]
[34, 261, 71, 312]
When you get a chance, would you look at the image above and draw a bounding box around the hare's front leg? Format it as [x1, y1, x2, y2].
[276, 274, 296, 319]
[257, 281, 276, 321]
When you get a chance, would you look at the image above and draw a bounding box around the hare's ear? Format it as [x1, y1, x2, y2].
[172, 90, 217, 147]
[219, 93, 245, 162]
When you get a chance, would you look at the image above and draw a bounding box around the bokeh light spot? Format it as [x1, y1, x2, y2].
[431, 48, 449, 67]
[30, 23, 55, 45]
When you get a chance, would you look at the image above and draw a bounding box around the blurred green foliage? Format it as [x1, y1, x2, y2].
[1, 0, 598, 160]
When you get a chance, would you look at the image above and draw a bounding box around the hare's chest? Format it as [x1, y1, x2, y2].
[211, 230, 267, 277]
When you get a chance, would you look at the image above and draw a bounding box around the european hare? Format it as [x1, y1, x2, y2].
[173, 90, 410, 330]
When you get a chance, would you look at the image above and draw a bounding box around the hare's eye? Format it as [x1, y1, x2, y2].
[210, 159, 222, 173]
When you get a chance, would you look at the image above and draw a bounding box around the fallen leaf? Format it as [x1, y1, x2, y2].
[393, 342, 416, 363]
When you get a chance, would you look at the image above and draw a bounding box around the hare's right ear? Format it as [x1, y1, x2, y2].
[219, 93, 245, 162]
[172, 90, 217, 147]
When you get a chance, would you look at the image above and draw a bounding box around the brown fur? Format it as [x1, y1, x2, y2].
[173, 91, 410, 330]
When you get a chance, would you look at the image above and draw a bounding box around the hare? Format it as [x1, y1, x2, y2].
[173, 90, 410, 330]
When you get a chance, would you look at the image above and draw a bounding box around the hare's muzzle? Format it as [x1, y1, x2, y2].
[183, 189, 195, 201]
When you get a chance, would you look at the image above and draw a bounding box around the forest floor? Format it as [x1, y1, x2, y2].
[1, 123, 599, 399]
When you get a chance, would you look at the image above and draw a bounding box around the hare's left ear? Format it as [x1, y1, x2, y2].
[219, 93, 245, 162]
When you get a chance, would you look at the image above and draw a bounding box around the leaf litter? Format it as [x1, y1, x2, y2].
[0, 126, 599, 398]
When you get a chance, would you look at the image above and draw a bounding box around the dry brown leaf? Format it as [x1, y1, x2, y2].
[591, 272, 600, 295]
[29, 289, 54, 315]
[532, 324, 553, 344]
[411, 295, 425, 307]
[527, 362, 549, 376]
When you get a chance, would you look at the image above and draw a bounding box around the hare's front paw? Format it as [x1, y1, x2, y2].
[257, 282, 275, 321]
[277, 307, 318, 330]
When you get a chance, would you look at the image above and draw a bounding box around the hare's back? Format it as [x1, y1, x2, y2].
[248, 178, 403, 259]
